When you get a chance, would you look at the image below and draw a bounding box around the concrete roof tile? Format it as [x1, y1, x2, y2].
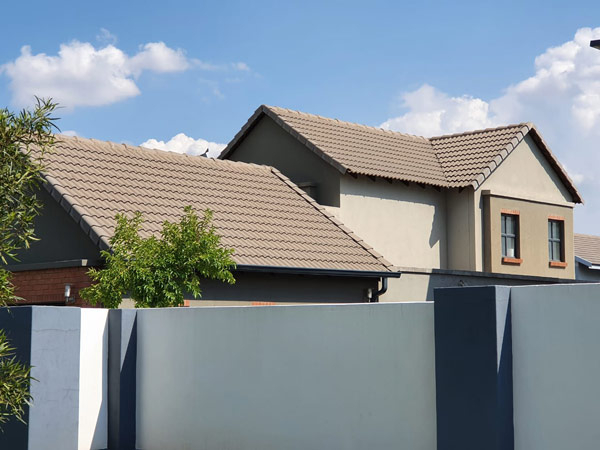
[220, 106, 581, 202]
[40, 135, 394, 274]
[575, 234, 600, 266]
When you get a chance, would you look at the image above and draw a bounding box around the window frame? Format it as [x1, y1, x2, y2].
[548, 216, 567, 267]
[500, 210, 522, 264]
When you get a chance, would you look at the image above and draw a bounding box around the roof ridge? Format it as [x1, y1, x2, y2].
[575, 233, 600, 238]
[264, 105, 430, 142]
[430, 123, 531, 140]
[268, 167, 397, 273]
[55, 134, 272, 172]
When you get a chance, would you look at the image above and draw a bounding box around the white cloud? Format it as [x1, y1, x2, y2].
[380, 27, 600, 233]
[0, 40, 191, 108]
[96, 28, 117, 46]
[380, 84, 494, 136]
[140, 133, 226, 158]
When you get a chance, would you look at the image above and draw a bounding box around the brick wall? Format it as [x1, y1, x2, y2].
[10, 267, 96, 307]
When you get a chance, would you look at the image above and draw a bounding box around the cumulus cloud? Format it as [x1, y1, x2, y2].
[140, 133, 226, 158]
[381, 28, 600, 138]
[0, 40, 191, 108]
[380, 27, 600, 232]
[380, 84, 494, 136]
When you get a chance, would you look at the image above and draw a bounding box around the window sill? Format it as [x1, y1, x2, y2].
[549, 261, 568, 268]
[502, 257, 523, 265]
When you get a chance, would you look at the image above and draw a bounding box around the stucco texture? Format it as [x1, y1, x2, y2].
[338, 176, 447, 269]
[136, 304, 437, 450]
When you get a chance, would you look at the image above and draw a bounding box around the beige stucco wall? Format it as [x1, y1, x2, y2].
[479, 135, 573, 205]
[446, 188, 476, 271]
[338, 175, 447, 270]
[471, 134, 576, 276]
[483, 194, 574, 279]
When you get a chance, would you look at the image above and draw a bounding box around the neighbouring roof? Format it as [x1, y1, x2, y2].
[38, 135, 397, 276]
[574, 233, 600, 267]
[220, 105, 582, 203]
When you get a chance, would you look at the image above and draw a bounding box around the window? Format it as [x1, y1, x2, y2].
[501, 213, 519, 260]
[548, 219, 564, 262]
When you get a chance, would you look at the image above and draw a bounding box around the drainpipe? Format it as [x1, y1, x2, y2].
[371, 277, 388, 302]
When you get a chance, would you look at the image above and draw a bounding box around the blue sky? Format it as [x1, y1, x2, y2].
[1, 1, 600, 232]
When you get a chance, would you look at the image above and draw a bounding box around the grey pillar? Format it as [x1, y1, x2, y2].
[434, 285, 514, 450]
[0, 307, 33, 450]
[108, 309, 137, 450]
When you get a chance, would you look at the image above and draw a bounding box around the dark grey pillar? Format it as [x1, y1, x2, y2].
[434, 285, 514, 450]
[0, 307, 33, 450]
[108, 309, 137, 450]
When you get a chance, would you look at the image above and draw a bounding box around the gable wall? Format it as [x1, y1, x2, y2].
[225, 116, 342, 206]
[479, 134, 574, 205]
[336, 175, 448, 270]
[473, 134, 575, 278]
[12, 188, 102, 265]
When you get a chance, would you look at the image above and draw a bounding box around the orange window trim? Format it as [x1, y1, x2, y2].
[502, 257, 523, 265]
[549, 261, 568, 268]
[548, 215, 565, 221]
[501, 209, 520, 216]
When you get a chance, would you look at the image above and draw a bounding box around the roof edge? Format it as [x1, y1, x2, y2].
[269, 167, 398, 273]
[575, 256, 593, 268]
[219, 105, 348, 175]
[527, 124, 584, 204]
[235, 264, 401, 278]
[42, 175, 111, 251]
[467, 124, 583, 204]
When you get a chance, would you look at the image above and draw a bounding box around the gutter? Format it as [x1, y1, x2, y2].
[370, 277, 389, 303]
[234, 264, 401, 279]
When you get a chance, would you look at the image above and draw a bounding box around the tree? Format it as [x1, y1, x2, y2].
[80, 206, 236, 308]
[0, 98, 58, 425]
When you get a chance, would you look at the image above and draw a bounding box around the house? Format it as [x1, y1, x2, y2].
[220, 105, 583, 301]
[6, 135, 398, 306]
[574, 233, 600, 281]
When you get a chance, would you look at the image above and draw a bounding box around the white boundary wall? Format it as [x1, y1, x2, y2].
[29, 307, 81, 450]
[136, 303, 437, 450]
[511, 284, 600, 450]
[79, 309, 108, 450]
[26, 307, 108, 450]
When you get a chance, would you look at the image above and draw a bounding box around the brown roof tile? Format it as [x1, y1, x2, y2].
[220, 106, 582, 203]
[574, 233, 600, 266]
[39, 135, 396, 274]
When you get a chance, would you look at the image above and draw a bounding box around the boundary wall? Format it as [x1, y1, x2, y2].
[1, 282, 600, 449]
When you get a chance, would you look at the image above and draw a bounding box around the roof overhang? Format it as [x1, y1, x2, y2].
[575, 256, 600, 270]
[591, 40, 600, 50]
[235, 264, 401, 279]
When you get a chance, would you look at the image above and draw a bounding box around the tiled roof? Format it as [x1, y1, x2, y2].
[430, 124, 530, 187]
[39, 135, 396, 275]
[574, 234, 600, 266]
[220, 105, 582, 203]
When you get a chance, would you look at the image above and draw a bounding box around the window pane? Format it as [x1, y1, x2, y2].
[507, 237, 515, 258]
[502, 237, 507, 257]
[552, 241, 561, 261]
[548, 221, 552, 238]
[549, 240, 552, 260]
[501, 216, 506, 234]
[506, 216, 514, 235]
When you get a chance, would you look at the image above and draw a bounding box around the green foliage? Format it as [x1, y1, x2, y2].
[0, 98, 58, 306]
[81, 206, 236, 308]
[0, 331, 32, 426]
[0, 98, 55, 428]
